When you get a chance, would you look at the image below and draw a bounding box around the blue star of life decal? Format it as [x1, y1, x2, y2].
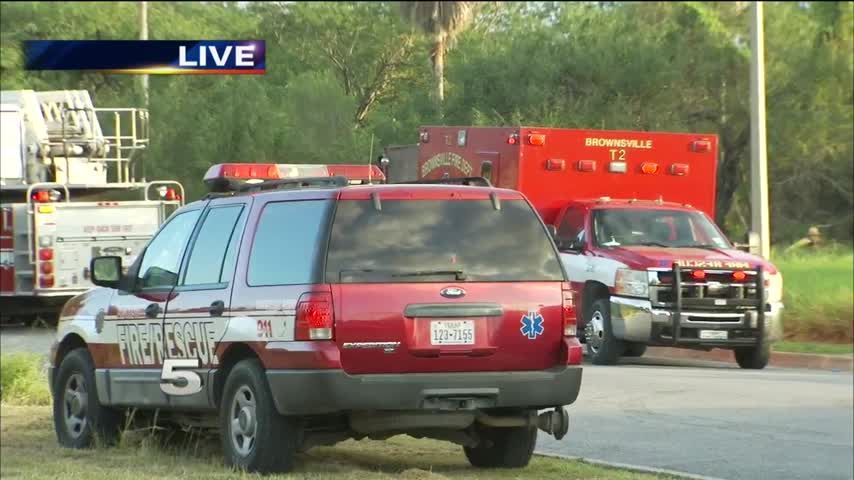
[520, 311, 545, 340]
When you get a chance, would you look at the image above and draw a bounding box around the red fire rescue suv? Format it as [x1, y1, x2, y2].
[391, 126, 783, 369]
[0, 90, 184, 325]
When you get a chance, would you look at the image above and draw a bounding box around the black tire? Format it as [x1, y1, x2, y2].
[623, 342, 647, 358]
[734, 337, 771, 369]
[52, 348, 122, 448]
[584, 298, 624, 365]
[219, 358, 301, 474]
[464, 425, 537, 468]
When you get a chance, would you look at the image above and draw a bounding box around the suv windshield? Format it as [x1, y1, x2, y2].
[325, 199, 565, 283]
[592, 208, 731, 249]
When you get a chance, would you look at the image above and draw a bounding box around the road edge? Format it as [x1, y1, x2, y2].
[535, 450, 728, 480]
[646, 346, 853, 371]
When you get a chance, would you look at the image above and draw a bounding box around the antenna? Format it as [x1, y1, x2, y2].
[368, 133, 374, 184]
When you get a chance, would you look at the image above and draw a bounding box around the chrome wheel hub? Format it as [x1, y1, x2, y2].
[230, 386, 257, 457]
[63, 373, 88, 439]
[585, 311, 606, 354]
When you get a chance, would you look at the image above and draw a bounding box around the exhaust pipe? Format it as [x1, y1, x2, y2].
[476, 407, 569, 440]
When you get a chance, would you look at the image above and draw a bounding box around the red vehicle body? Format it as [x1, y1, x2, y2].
[49, 163, 582, 473]
[410, 126, 784, 369]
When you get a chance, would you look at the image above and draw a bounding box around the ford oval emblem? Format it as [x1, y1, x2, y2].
[440, 287, 466, 298]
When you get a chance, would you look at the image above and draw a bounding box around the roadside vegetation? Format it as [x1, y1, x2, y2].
[774, 248, 854, 346]
[0, 354, 666, 480]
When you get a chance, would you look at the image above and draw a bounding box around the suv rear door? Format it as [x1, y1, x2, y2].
[326, 187, 568, 374]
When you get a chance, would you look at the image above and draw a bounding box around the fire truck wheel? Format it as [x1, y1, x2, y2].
[623, 342, 647, 357]
[53, 348, 122, 449]
[219, 358, 301, 474]
[584, 298, 624, 366]
[464, 424, 537, 468]
[734, 337, 771, 369]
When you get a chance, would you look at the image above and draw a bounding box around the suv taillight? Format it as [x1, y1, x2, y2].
[562, 282, 576, 337]
[295, 292, 334, 340]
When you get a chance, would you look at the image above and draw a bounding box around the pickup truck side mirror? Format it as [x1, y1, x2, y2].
[90, 256, 122, 290]
[546, 224, 558, 239]
[557, 237, 584, 253]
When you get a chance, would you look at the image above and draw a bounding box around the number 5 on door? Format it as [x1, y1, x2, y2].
[160, 358, 203, 396]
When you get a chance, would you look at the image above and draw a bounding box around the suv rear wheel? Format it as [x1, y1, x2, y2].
[53, 348, 122, 448]
[220, 358, 301, 473]
[464, 425, 537, 468]
[584, 298, 624, 365]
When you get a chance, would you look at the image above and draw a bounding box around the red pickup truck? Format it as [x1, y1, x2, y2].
[49, 163, 583, 473]
[406, 126, 784, 369]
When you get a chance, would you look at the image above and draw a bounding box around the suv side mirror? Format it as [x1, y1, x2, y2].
[90, 256, 122, 289]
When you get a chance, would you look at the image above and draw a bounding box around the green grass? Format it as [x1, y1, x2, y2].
[773, 341, 854, 355]
[0, 353, 51, 406]
[774, 248, 854, 344]
[0, 405, 672, 480]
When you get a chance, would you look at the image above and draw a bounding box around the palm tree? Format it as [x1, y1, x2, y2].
[399, 1, 477, 108]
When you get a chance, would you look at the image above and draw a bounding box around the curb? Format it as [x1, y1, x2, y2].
[535, 450, 727, 480]
[645, 346, 853, 371]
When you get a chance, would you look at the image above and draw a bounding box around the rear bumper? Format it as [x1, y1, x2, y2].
[610, 296, 783, 347]
[266, 366, 583, 416]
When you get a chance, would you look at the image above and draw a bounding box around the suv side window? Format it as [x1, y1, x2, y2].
[182, 205, 245, 287]
[557, 207, 585, 247]
[136, 210, 201, 289]
[247, 200, 331, 286]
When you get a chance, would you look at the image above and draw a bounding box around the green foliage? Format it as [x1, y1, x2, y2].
[0, 354, 51, 406]
[0, 1, 851, 239]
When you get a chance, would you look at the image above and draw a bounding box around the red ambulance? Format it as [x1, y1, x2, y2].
[406, 126, 783, 369]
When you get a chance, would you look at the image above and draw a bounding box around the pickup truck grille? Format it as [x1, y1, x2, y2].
[650, 269, 761, 312]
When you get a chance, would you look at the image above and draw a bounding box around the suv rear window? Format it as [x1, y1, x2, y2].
[325, 199, 565, 283]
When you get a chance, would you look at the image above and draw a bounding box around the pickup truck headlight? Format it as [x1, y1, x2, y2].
[615, 269, 649, 298]
[766, 271, 783, 304]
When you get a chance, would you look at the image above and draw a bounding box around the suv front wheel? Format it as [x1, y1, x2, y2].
[220, 358, 301, 473]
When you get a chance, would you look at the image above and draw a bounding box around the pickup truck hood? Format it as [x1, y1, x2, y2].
[602, 246, 779, 274]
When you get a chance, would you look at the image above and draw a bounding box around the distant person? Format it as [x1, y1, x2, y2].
[786, 226, 823, 253]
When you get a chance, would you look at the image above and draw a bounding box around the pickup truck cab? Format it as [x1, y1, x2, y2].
[48, 164, 583, 473]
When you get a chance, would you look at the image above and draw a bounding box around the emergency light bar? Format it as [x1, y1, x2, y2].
[203, 163, 386, 187]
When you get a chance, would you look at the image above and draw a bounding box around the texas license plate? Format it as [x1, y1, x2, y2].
[430, 320, 475, 345]
[699, 330, 728, 340]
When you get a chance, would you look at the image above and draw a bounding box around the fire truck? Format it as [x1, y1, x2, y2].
[388, 126, 783, 369]
[0, 90, 184, 325]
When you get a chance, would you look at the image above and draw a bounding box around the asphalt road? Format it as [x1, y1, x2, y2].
[3, 328, 852, 480]
[538, 356, 854, 480]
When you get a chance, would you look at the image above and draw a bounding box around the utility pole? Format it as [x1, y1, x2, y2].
[140, 1, 149, 109]
[750, 1, 770, 259]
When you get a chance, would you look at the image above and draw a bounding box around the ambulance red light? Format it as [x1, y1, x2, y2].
[39, 275, 55, 288]
[164, 188, 181, 201]
[641, 162, 659, 174]
[38, 248, 53, 261]
[527, 133, 546, 146]
[691, 140, 711, 153]
[577, 160, 596, 172]
[732, 271, 747, 281]
[691, 270, 706, 280]
[507, 134, 518, 145]
[295, 292, 334, 340]
[31, 191, 51, 203]
[41, 262, 54, 274]
[670, 163, 690, 176]
[546, 159, 566, 171]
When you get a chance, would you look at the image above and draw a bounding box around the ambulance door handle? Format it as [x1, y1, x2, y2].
[209, 300, 225, 317]
[145, 303, 161, 318]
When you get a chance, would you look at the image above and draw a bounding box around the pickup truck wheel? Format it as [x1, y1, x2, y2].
[623, 342, 647, 357]
[734, 337, 771, 369]
[52, 348, 122, 448]
[584, 298, 624, 365]
[220, 359, 301, 474]
[464, 425, 537, 468]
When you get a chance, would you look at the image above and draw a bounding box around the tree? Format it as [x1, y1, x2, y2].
[399, 1, 477, 110]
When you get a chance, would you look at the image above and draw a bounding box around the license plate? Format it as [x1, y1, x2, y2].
[430, 320, 475, 345]
[699, 330, 728, 340]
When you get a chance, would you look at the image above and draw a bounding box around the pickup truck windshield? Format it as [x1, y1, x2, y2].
[326, 199, 565, 283]
[592, 208, 731, 249]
